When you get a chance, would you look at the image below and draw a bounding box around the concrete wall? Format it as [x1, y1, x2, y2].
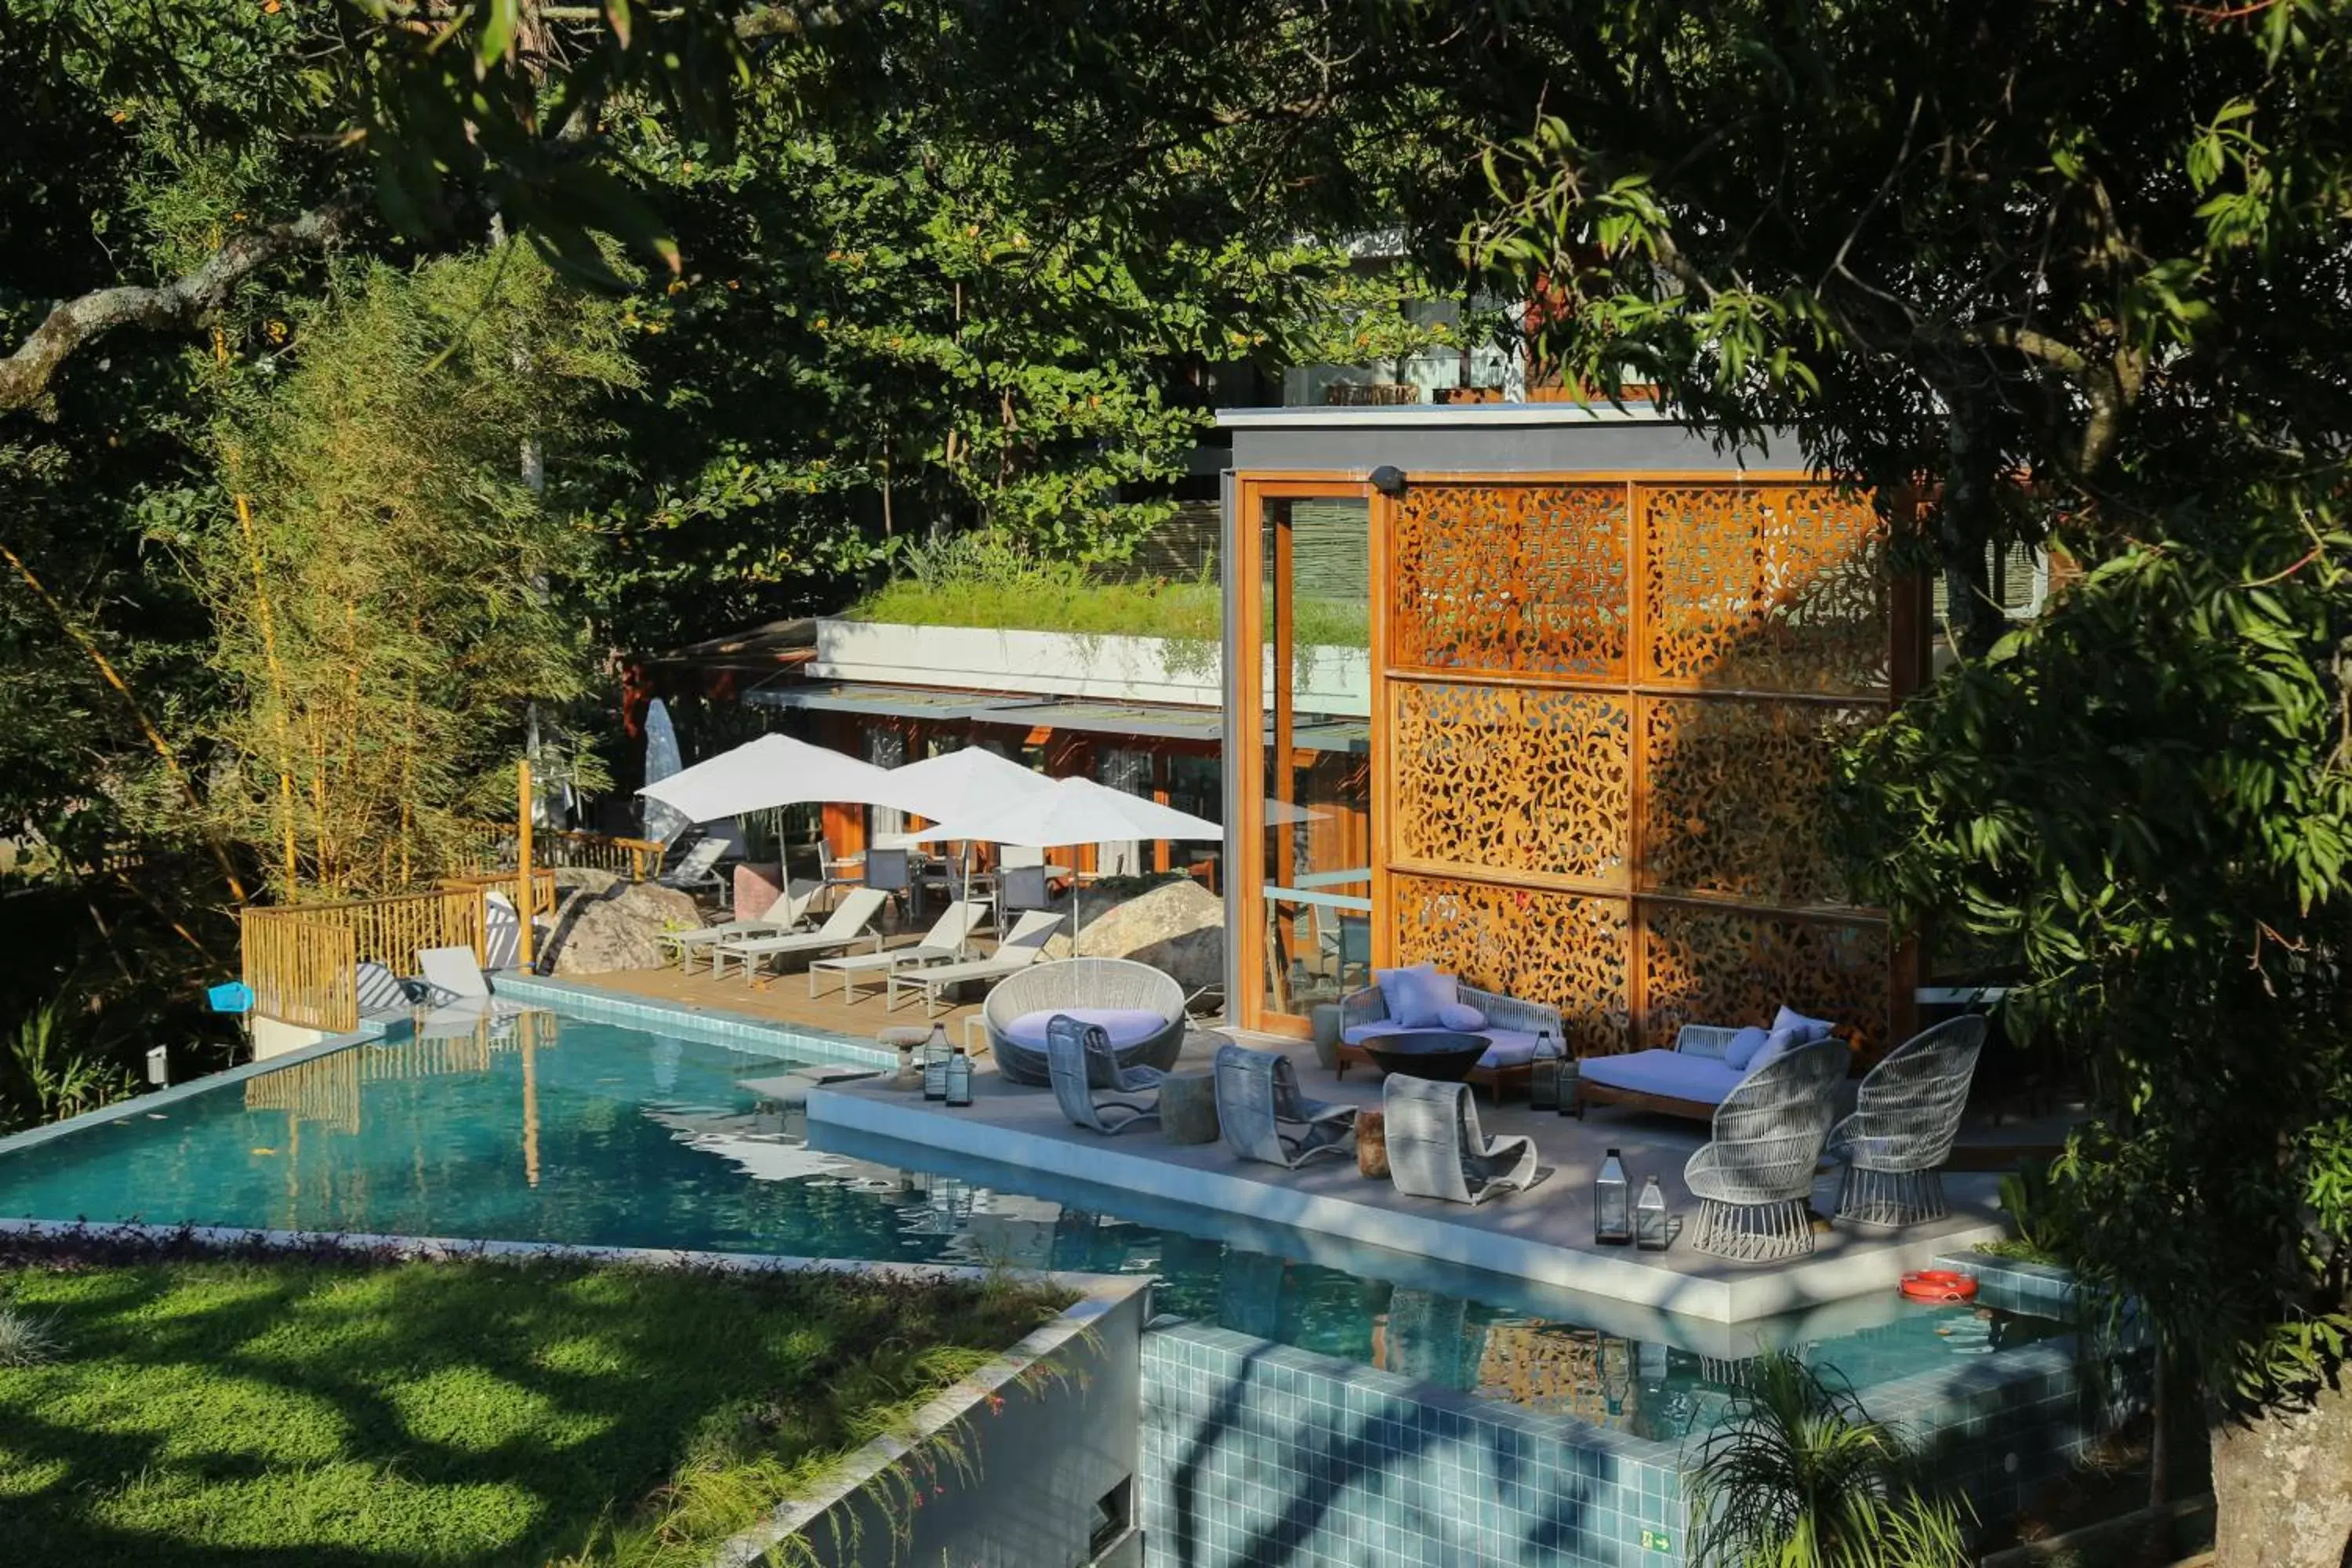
[728, 1279, 1149, 1568]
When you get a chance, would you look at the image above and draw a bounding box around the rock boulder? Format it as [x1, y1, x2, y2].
[1044, 877, 1225, 994]
[540, 873, 702, 975]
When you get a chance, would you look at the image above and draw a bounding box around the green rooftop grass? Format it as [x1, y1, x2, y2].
[0, 1252, 1068, 1567]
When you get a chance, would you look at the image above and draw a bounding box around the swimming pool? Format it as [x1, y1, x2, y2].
[0, 1007, 2052, 1443]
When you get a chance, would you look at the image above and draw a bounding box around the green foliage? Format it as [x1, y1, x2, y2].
[0, 1251, 1066, 1566]
[1687, 1353, 1973, 1568]
[1977, 1160, 2081, 1265]
[1837, 502, 2352, 1413]
[848, 531, 1370, 661]
[0, 999, 134, 1134]
[195, 245, 630, 896]
[0, 1304, 61, 1368]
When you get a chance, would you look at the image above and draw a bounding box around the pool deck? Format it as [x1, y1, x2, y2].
[545, 954, 985, 1042]
[806, 1029, 2007, 1326]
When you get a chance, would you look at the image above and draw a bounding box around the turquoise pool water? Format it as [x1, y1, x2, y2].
[0, 1008, 2051, 1440]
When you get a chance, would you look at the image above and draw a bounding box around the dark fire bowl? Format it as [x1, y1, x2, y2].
[1360, 1030, 1490, 1083]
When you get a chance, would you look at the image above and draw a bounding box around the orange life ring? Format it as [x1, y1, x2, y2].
[1900, 1269, 1979, 1303]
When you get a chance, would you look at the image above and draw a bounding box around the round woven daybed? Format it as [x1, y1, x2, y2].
[985, 957, 1188, 1087]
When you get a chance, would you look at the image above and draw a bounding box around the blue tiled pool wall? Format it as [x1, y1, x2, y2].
[1931, 1251, 2081, 1321]
[1142, 1322, 1686, 1568]
[490, 975, 896, 1070]
[1138, 1316, 2143, 1568]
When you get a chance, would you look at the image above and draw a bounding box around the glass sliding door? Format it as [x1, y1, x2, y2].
[1239, 485, 1374, 1034]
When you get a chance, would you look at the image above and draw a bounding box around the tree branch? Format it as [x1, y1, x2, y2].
[0, 194, 364, 415]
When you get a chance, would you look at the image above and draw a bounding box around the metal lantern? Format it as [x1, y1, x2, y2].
[1529, 1029, 1562, 1112]
[923, 1023, 951, 1102]
[944, 1047, 974, 1108]
[1595, 1148, 1632, 1246]
[1635, 1175, 1670, 1252]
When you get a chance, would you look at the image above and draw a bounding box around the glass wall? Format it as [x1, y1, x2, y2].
[1249, 492, 1374, 1031]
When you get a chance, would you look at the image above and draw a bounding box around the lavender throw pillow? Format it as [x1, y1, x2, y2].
[1436, 1001, 1487, 1032]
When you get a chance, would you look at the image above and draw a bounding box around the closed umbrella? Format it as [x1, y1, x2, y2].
[909, 775, 1222, 939]
[636, 732, 906, 824]
[641, 698, 691, 845]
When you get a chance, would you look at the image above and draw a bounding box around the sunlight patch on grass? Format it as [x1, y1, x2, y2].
[0, 1251, 1069, 1567]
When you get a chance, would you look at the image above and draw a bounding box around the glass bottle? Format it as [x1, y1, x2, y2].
[944, 1047, 974, 1107]
[923, 1022, 950, 1102]
[1595, 1148, 1632, 1245]
[1529, 1028, 1560, 1112]
[1635, 1175, 1669, 1251]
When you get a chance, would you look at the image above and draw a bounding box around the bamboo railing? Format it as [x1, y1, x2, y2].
[239, 873, 554, 1033]
[452, 822, 665, 881]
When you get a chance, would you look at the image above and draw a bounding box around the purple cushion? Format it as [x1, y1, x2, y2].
[1746, 1026, 1800, 1076]
[1004, 1007, 1167, 1051]
[1436, 1000, 1487, 1032]
[1370, 962, 1434, 1010]
[1577, 1049, 1746, 1105]
[1474, 1029, 1541, 1069]
[1722, 1025, 1772, 1072]
[1385, 968, 1458, 1029]
[1773, 1005, 1837, 1044]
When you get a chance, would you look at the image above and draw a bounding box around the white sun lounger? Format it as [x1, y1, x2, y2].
[808, 900, 985, 1002]
[716, 887, 887, 982]
[414, 945, 531, 1020]
[885, 909, 1064, 1016]
[665, 879, 822, 974]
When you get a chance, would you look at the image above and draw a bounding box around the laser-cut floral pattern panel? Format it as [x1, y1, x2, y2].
[1389, 681, 1632, 885]
[1637, 696, 1880, 907]
[1392, 485, 1630, 678]
[1639, 902, 1889, 1054]
[1638, 485, 1889, 694]
[1392, 873, 1633, 1054]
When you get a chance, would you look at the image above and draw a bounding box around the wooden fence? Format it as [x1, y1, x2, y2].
[239, 872, 556, 1033]
[452, 822, 666, 881]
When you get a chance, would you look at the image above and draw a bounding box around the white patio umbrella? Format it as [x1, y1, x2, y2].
[886, 746, 1057, 823]
[635, 732, 906, 824]
[884, 746, 1059, 900]
[909, 775, 1223, 939]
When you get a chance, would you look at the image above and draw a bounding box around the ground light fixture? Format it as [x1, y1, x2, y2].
[1595, 1147, 1632, 1245]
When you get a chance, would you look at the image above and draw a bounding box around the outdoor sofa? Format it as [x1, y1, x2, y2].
[1575, 1007, 1846, 1122]
[1336, 965, 1564, 1101]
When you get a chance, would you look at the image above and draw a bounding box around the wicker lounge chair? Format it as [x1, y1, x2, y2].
[714, 887, 887, 982]
[665, 879, 821, 974]
[1383, 1075, 1539, 1205]
[1337, 976, 1563, 1101]
[986, 956, 1188, 1087]
[1214, 1044, 1357, 1169]
[1683, 1038, 1849, 1261]
[1047, 1014, 1165, 1135]
[808, 899, 984, 1002]
[885, 909, 1063, 1015]
[1827, 1015, 1988, 1226]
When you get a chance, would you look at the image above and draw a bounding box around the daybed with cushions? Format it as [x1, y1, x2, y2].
[985, 956, 1188, 1087]
[1337, 964, 1565, 1102]
[1576, 1007, 1846, 1122]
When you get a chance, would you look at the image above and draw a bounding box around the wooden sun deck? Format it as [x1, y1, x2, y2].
[554, 941, 985, 1043]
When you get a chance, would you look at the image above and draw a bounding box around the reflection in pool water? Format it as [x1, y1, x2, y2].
[0, 1010, 2052, 1440]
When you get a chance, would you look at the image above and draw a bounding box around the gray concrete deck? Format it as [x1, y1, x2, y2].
[807, 1029, 2005, 1325]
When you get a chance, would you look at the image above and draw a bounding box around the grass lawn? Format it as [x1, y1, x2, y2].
[0, 1247, 1069, 1567]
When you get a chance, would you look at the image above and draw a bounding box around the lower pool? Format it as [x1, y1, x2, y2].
[0, 1007, 2053, 1442]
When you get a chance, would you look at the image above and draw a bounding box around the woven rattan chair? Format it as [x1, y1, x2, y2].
[985, 957, 1187, 1087]
[1214, 1044, 1357, 1168]
[1383, 1075, 1538, 1205]
[1046, 1014, 1165, 1135]
[1827, 1015, 1989, 1226]
[1684, 1038, 1849, 1261]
